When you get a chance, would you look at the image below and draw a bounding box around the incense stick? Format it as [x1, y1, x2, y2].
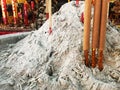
[1, 0, 8, 25]
[31, 1, 35, 23]
[98, 0, 108, 71]
[92, 0, 102, 68]
[48, 0, 52, 34]
[12, 0, 18, 25]
[46, 0, 49, 19]
[24, 1, 28, 26]
[83, 0, 92, 66]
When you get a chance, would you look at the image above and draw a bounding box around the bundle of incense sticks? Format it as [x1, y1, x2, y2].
[83, 0, 109, 71]
[1, 0, 8, 25]
[12, 0, 18, 25]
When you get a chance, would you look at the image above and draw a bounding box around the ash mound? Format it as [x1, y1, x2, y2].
[0, 1, 120, 90]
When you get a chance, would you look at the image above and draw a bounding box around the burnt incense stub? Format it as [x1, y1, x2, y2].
[92, 49, 96, 68]
[84, 50, 89, 67]
[98, 50, 103, 71]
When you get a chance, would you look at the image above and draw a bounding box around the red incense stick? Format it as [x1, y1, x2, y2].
[24, 1, 28, 26]
[1, 0, 8, 25]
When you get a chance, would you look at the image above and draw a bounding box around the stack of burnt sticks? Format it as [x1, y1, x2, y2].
[83, 0, 109, 71]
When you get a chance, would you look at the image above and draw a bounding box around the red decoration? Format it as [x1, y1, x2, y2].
[1, 0, 8, 25]
[24, 2, 28, 26]
[12, 0, 18, 24]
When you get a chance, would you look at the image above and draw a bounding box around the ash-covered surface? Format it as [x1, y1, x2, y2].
[0, 1, 120, 90]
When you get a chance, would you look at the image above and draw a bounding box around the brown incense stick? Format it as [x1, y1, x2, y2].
[92, 0, 102, 68]
[48, 0, 52, 34]
[83, 0, 92, 66]
[98, 0, 108, 71]
[46, 0, 49, 19]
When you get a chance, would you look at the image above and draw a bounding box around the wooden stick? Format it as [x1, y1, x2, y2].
[12, 0, 18, 25]
[48, 0, 52, 34]
[46, 0, 49, 19]
[1, 0, 8, 25]
[83, 0, 92, 66]
[92, 0, 102, 68]
[98, 0, 108, 71]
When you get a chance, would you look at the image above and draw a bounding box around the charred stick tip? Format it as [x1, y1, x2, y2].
[84, 50, 89, 67]
[98, 50, 103, 71]
[92, 49, 96, 68]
